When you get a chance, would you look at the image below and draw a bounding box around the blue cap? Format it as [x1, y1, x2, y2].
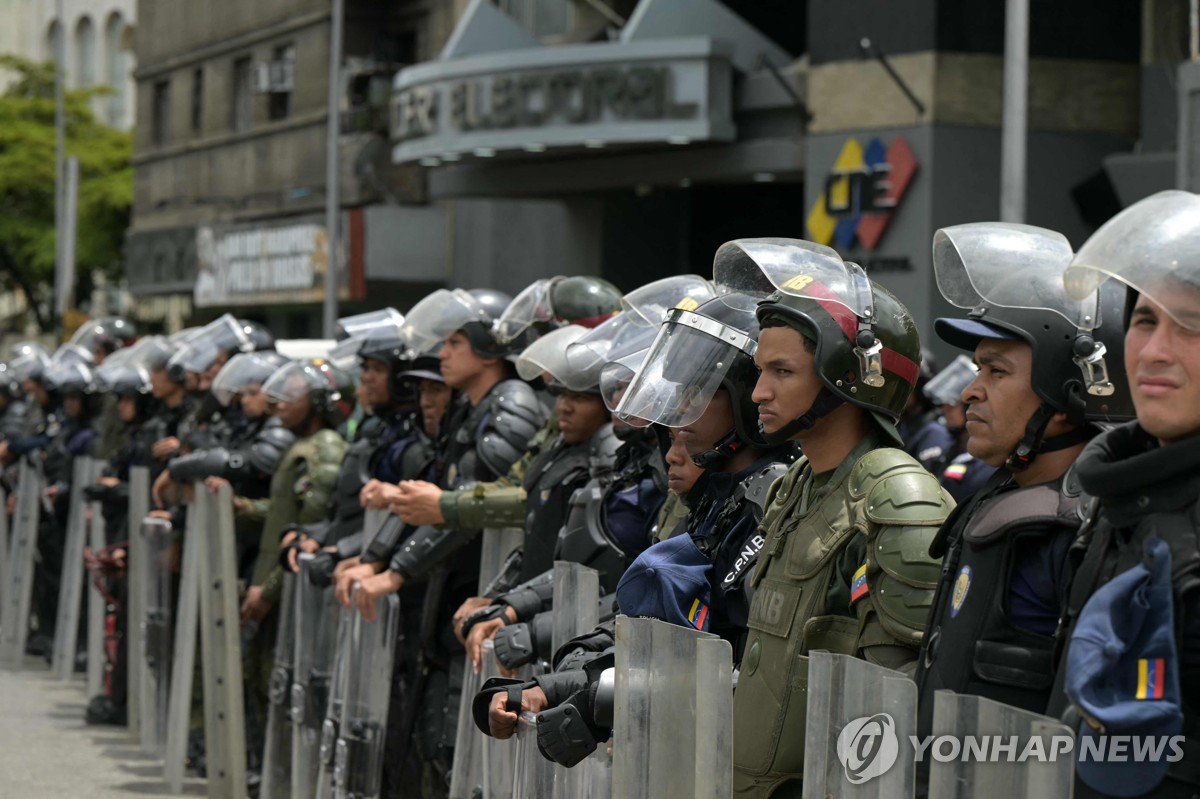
[616, 534, 713, 632]
[933, 317, 1020, 353]
[1065, 536, 1183, 797]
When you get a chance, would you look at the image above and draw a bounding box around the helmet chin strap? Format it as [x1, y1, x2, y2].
[1005, 402, 1094, 472]
[691, 429, 749, 471]
[758, 387, 844, 447]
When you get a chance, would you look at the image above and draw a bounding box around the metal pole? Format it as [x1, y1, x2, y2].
[1000, 0, 1029, 223]
[322, 0, 344, 339]
[59, 157, 78, 316]
[54, 0, 65, 334]
[1191, 0, 1199, 62]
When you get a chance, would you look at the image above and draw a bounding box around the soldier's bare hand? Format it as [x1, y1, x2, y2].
[453, 597, 493, 645]
[489, 686, 549, 739]
[97, 476, 119, 488]
[354, 571, 404, 621]
[152, 437, 182, 461]
[468, 618, 507, 672]
[204, 476, 231, 495]
[336, 562, 379, 607]
[239, 585, 272, 626]
[392, 480, 445, 525]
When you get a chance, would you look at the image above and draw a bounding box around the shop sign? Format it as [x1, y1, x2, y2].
[194, 221, 344, 307]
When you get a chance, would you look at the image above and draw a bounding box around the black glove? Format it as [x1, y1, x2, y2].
[307, 551, 338, 588]
[459, 604, 509, 641]
[493, 611, 553, 670]
[536, 684, 607, 768]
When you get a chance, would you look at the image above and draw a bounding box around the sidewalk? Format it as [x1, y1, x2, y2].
[0, 657, 204, 797]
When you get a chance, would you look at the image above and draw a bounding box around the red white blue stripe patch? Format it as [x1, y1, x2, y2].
[850, 564, 869, 603]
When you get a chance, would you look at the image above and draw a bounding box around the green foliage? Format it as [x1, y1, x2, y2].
[0, 54, 131, 327]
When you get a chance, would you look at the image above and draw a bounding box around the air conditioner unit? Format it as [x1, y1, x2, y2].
[254, 59, 294, 94]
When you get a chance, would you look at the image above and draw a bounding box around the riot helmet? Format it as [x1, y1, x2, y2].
[211, 351, 291, 407]
[167, 313, 261, 380]
[358, 329, 420, 406]
[515, 325, 602, 393]
[923, 354, 978, 408]
[494, 276, 623, 345]
[239, 319, 275, 352]
[0, 363, 20, 399]
[713, 238, 922, 445]
[262, 358, 355, 430]
[41, 360, 94, 396]
[69, 316, 138, 358]
[1063, 190, 1200, 332]
[8, 341, 52, 383]
[330, 308, 405, 367]
[620, 275, 717, 328]
[615, 294, 766, 468]
[115, 335, 177, 375]
[399, 288, 514, 359]
[932, 222, 1134, 470]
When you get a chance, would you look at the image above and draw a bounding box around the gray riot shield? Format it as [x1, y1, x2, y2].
[137, 518, 174, 757]
[511, 712, 556, 797]
[316, 600, 355, 799]
[126, 465, 151, 745]
[51, 456, 95, 679]
[927, 691, 1074, 799]
[550, 561, 601, 799]
[478, 638, 515, 799]
[260, 572, 297, 799]
[0, 485, 7, 622]
[333, 586, 400, 799]
[802, 651, 918, 799]
[0, 459, 43, 667]
[164, 502, 203, 792]
[197, 483, 248, 799]
[84, 471, 108, 698]
[363, 508, 388, 545]
[611, 615, 733, 799]
[449, 526, 525, 799]
[292, 554, 340, 799]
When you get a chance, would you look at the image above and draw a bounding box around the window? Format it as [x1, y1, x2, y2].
[232, 56, 252, 132]
[191, 68, 204, 133]
[104, 13, 131, 128]
[75, 16, 96, 87]
[152, 79, 170, 147]
[267, 44, 294, 121]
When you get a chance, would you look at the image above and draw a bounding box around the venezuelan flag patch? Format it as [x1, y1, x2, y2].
[688, 598, 709, 631]
[943, 463, 967, 481]
[850, 564, 869, 603]
[1137, 658, 1166, 699]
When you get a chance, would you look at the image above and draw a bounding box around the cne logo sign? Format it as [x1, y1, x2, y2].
[837, 713, 900, 785]
[806, 136, 918, 252]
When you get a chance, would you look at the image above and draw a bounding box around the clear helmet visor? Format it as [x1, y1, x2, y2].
[261, 360, 330, 404]
[43, 361, 93, 393]
[614, 308, 756, 428]
[1064, 190, 1200, 331]
[51, 343, 95, 368]
[600, 348, 650, 417]
[94, 362, 150, 394]
[117, 335, 172, 372]
[399, 289, 492, 354]
[933, 222, 1097, 329]
[620, 275, 717, 327]
[515, 324, 591, 387]
[211, 352, 288, 407]
[922, 354, 978, 407]
[713, 238, 872, 316]
[495, 279, 555, 344]
[335, 308, 404, 341]
[565, 313, 659, 379]
[9, 349, 52, 382]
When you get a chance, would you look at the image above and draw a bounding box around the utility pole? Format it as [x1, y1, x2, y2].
[1000, 0, 1029, 223]
[53, 0, 66, 334]
[322, 0, 344, 338]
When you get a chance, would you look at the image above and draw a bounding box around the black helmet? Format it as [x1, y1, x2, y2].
[238, 319, 275, 352]
[932, 222, 1134, 470]
[461, 288, 515, 358]
[713, 238, 922, 445]
[210, 351, 291, 407]
[358, 330, 419, 406]
[42, 360, 94, 395]
[616, 294, 767, 469]
[262, 358, 356, 429]
[69, 316, 138, 356]
[495, 276, 623, 346]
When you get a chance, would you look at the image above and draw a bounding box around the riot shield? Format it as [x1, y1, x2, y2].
[551, 562, 602, 799]
[51, 456, 95, 679]
[333, 585, 400, 799]
[477, 638, 515, 799]
[611, 615, 733, 799]
[511, 712, 555, 797]
[0, 485, 7, 622]
[0, 459, 43, 667]
[315, 601, 355, 799]
[85, 467, 108, 698]
[165, 495, 204, 793]
[802, 651, 918, 799]
[138, 518, 174, 757]
[363, 508, 388, 546]
[126, 465, 151, 744]
[927, 691, 1074, 799]
[292, 554, 340, 799]
[197, 483, 248, 799]
[449, 526, 524, 799]
[260, 572, 296, 799]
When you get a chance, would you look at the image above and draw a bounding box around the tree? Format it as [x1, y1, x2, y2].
[0, 55, 132, 332]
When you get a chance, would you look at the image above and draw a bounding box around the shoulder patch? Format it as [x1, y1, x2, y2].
[850, 563, 869, 603]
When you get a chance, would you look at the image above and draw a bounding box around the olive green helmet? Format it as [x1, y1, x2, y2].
[713, 238, 922, 443]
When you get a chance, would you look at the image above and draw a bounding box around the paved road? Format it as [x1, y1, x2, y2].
[0, 657, 204, 797]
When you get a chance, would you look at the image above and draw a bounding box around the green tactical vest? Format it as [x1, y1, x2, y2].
[731, 440, 950, 798]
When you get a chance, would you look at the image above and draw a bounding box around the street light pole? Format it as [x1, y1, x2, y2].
[322, 0, 344, 339]
[1000, 0, 1029, 223]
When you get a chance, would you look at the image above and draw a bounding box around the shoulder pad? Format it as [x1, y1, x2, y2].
[964, 481, 1080, 546]
[247, 420, 297, 473]
[309, 428, 350, 464]
[850, 447, 952, 526]
[587, 424, 620, 464]
[478, 380, 547, 476]
[742, 461, 789, 513]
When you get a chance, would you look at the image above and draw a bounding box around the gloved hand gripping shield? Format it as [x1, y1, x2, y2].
[1063, 189, 1200, 333]
[935, 222, 1119, 402]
